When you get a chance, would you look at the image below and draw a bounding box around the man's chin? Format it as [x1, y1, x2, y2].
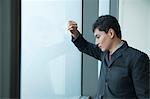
[98, 47, 107, 52]
[101, 48, 106, 52]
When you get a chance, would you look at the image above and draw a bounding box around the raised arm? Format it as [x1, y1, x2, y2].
[68, 21, 104, 60]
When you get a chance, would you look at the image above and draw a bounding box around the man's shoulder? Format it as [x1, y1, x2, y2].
[125, 46, 148, 59]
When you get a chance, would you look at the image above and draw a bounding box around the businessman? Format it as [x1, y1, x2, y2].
[68, 15, 150, 99]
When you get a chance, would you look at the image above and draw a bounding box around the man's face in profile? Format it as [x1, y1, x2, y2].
[94, 28, 113, 52]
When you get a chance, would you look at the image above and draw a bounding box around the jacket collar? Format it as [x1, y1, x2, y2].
[105, 40, 128, 67]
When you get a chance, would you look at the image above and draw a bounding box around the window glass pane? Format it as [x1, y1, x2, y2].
[21, 0, 82, 99]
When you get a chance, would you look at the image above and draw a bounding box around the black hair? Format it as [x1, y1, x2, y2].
[92, 15, 122, 39]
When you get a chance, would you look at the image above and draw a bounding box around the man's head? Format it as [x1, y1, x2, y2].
[92, 15, 122, 52]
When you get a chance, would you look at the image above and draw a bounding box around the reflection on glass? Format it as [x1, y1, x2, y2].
[21, 0, 82, 99]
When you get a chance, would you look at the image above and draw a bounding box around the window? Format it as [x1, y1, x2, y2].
[21, 0, 82, 98]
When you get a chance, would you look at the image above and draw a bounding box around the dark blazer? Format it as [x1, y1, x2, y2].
[72, 34, 150, 99]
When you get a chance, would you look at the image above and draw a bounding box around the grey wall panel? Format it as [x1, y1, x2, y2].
[110, 0, 119, 19]
[1, 0, 11, 98]
[0, 0, 2, 97]
[10, 0, 20, 97]
[82, 0, 99, 98]
[0, 0, 20, 98]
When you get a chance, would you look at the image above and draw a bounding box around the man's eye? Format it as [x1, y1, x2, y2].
[96, 36, 100, 39]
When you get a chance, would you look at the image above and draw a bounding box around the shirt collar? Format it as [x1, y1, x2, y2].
[110, 41, 124, 55]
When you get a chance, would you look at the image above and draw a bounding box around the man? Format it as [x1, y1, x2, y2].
[68, 15, 149, 99]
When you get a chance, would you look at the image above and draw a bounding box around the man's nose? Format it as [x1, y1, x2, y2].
[95, 40, 98, 45]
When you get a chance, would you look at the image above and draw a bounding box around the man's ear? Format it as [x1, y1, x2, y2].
[108, 28, 115, 39]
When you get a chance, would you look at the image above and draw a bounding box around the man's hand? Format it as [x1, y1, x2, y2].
[68, 21, 80, 39]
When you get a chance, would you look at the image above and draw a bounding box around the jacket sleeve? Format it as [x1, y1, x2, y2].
[72, 34, 104, 61]
[131, 54, 150, 99]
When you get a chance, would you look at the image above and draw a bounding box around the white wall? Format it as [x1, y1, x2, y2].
[119, 0, 150, 57]
[21, 0, 82, 99]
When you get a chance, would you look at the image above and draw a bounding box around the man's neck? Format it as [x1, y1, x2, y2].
[109, 38, 122, 54]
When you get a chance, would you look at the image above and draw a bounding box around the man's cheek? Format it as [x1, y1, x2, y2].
[100, 38, 105, 45]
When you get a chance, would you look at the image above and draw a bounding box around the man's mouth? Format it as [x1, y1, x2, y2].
[98, 44, 101, 48]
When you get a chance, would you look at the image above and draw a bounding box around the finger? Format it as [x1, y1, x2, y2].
[68, 23, 77, 27]
[68, 28, 74, 31]
[68, 26, 77, 30]
[68, 20, 77, 24]
[68, 27, 78, 31]
[68, 25, 78, 29]
[68, 21, 77, 25]
[68, 24, 77, 28]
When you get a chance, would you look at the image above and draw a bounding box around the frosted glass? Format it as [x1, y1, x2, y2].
[21, 0, 82, 99]
[119, 0, 150, 56]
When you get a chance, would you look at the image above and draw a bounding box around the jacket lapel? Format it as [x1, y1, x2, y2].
[108, 52, 122, 67]
[107, 41, 128, 67]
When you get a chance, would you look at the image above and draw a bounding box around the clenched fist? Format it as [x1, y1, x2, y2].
[68, 20, 80, 39]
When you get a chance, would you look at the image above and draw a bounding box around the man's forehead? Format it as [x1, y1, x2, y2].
[94, 28, 99, 35]
[94, 30, 102, 36]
